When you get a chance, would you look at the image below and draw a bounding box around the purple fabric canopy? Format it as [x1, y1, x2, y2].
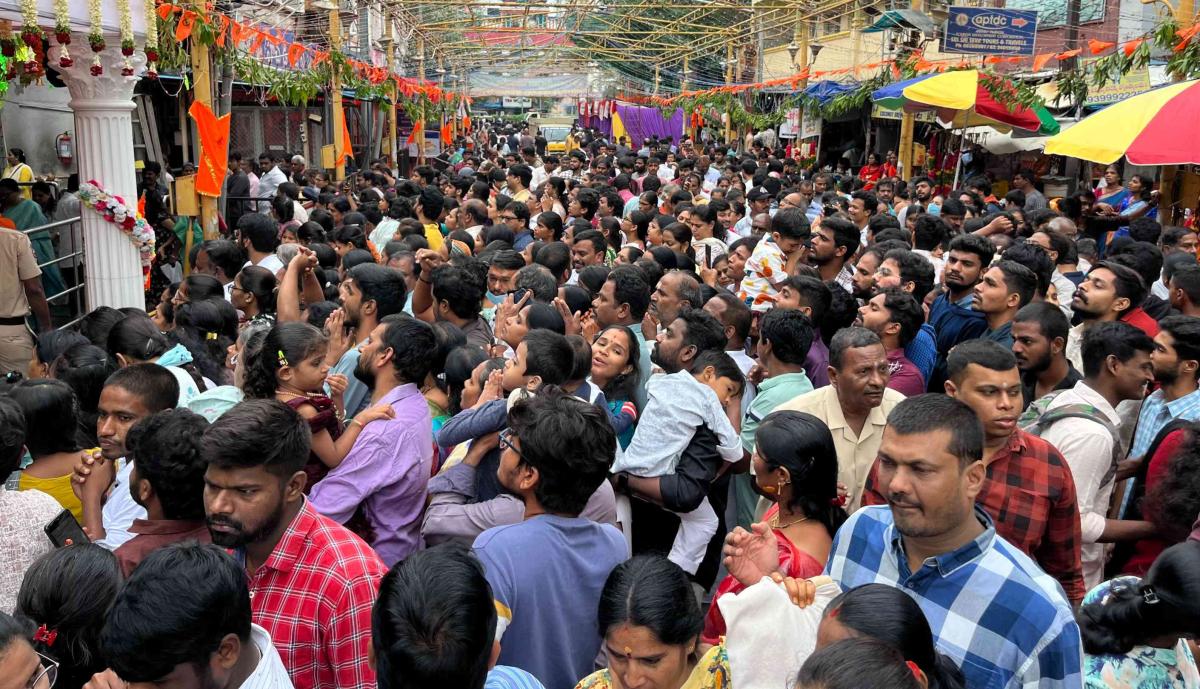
[580, 105, 684, 147]
[615, 105, 684, 147]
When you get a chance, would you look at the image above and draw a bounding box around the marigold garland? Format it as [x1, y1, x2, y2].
[76, 180, 156, 280]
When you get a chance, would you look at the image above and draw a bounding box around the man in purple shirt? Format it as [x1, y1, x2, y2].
[311, 314, 436, 565]
[857, 288, 926, 397]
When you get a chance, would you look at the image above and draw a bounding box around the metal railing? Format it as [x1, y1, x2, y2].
[21, 215, 87, 331]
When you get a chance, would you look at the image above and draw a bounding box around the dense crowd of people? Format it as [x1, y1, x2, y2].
[1, 123, 1200, 689]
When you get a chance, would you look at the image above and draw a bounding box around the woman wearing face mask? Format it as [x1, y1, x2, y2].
[576, 555, 730, 689]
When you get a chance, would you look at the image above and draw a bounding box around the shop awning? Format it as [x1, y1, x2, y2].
[973, 120, 1078, 155]
[863, 9, 938, 35]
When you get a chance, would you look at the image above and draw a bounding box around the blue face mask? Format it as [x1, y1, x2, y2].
[486, 291, 505, 305]
[928, 204, 941, 216]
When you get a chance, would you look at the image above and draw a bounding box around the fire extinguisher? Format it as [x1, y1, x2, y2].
[55, 131, 73, 166]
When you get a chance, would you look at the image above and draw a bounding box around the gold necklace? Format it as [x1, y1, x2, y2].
[770, 513, 811, 529]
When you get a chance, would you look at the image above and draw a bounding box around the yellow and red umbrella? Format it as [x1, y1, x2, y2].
[873, 69, 1060, 134]
[1044, 80, 1200, 164]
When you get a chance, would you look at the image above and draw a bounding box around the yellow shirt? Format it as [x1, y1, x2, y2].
[18, 472, 84, 523]
[3, 164, 33, 200]
[423, 222, 445, 252]
[774, 385, 906, 512]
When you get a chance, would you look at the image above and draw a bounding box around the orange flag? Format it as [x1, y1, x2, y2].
[287, 43, 306, 67]
[157, 4, 177, 20]
[1032, 53, 1054, 71]
[175, 10, 198, 42]
[230, 22, 254, 48]
[462, 114, 472, 132]
[213, 14, 230, 47]
[1088, 38, 1116, 54]
[337, 104, 354, 165]
[188, 101, 231, 198]
[440, 122, 452, 145]
[1055, 48, 1082, 59]
[406, 121, 424, 145]
[1123, 38, 1144, 56]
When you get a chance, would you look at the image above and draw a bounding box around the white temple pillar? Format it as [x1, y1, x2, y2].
[47, 43, 146, 310]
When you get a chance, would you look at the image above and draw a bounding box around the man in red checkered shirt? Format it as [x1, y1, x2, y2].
[862, 340, 1086, 605]
[201, 399, 387, 689]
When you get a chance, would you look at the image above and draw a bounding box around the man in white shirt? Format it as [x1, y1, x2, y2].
[238, 214, 285, 274]
[256, 152, 287, 213]
[1033, 321, 1156, 589]
[95, 542, 294, 689]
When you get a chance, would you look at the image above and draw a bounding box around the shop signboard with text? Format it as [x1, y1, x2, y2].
[944, 7, 1038, 56]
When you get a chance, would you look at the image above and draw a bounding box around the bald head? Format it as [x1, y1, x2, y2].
[462, 198, 489, 227]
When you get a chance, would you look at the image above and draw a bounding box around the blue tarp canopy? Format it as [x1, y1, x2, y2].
[804, 80, 860, 104]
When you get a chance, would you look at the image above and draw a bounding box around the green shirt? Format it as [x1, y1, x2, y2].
[740, 371, 813, 453]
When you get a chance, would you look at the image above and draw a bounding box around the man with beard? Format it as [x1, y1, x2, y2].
[323, 263, 408, 418]
[310, 315, 436, 566]
[1125, 315, 1200, 480]
[777, 327, 901, 512]
[96, 544, 294, 689]
[809, 215, 858, 291]
[867, 340, 1085, 604]
[928, 233, 993, 390]
[971, 260, 1038, 348]
[755, 394, 1079, 689]
[1067, 261, 1158, 370]
[898, 176, 934, 226]
[1012, 302, 1081, 410]
[201, 399, 386, 689]
[1035, 322, 1156, 589]
[113, 409, 212, 577]
[857, 288, 926, 397]
[72, 364, 181, 550]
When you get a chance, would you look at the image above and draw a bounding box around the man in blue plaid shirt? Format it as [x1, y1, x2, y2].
[828, 394, 1082, 688]
[728, 393, 1082, 688]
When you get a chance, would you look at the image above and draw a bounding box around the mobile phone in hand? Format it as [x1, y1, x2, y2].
[44, 508, 88, 548]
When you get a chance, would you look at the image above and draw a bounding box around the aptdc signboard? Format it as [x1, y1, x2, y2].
[943, 7, 1038, 56]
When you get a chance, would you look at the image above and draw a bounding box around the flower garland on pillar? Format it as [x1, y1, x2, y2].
[18, 0, 44, 79]
[88, 0, 105, 75]
[53, 0, 72, 67]
[76, 181, 156, 286]
[117, 0, 133, 75]
[143, 0, 158, 79]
